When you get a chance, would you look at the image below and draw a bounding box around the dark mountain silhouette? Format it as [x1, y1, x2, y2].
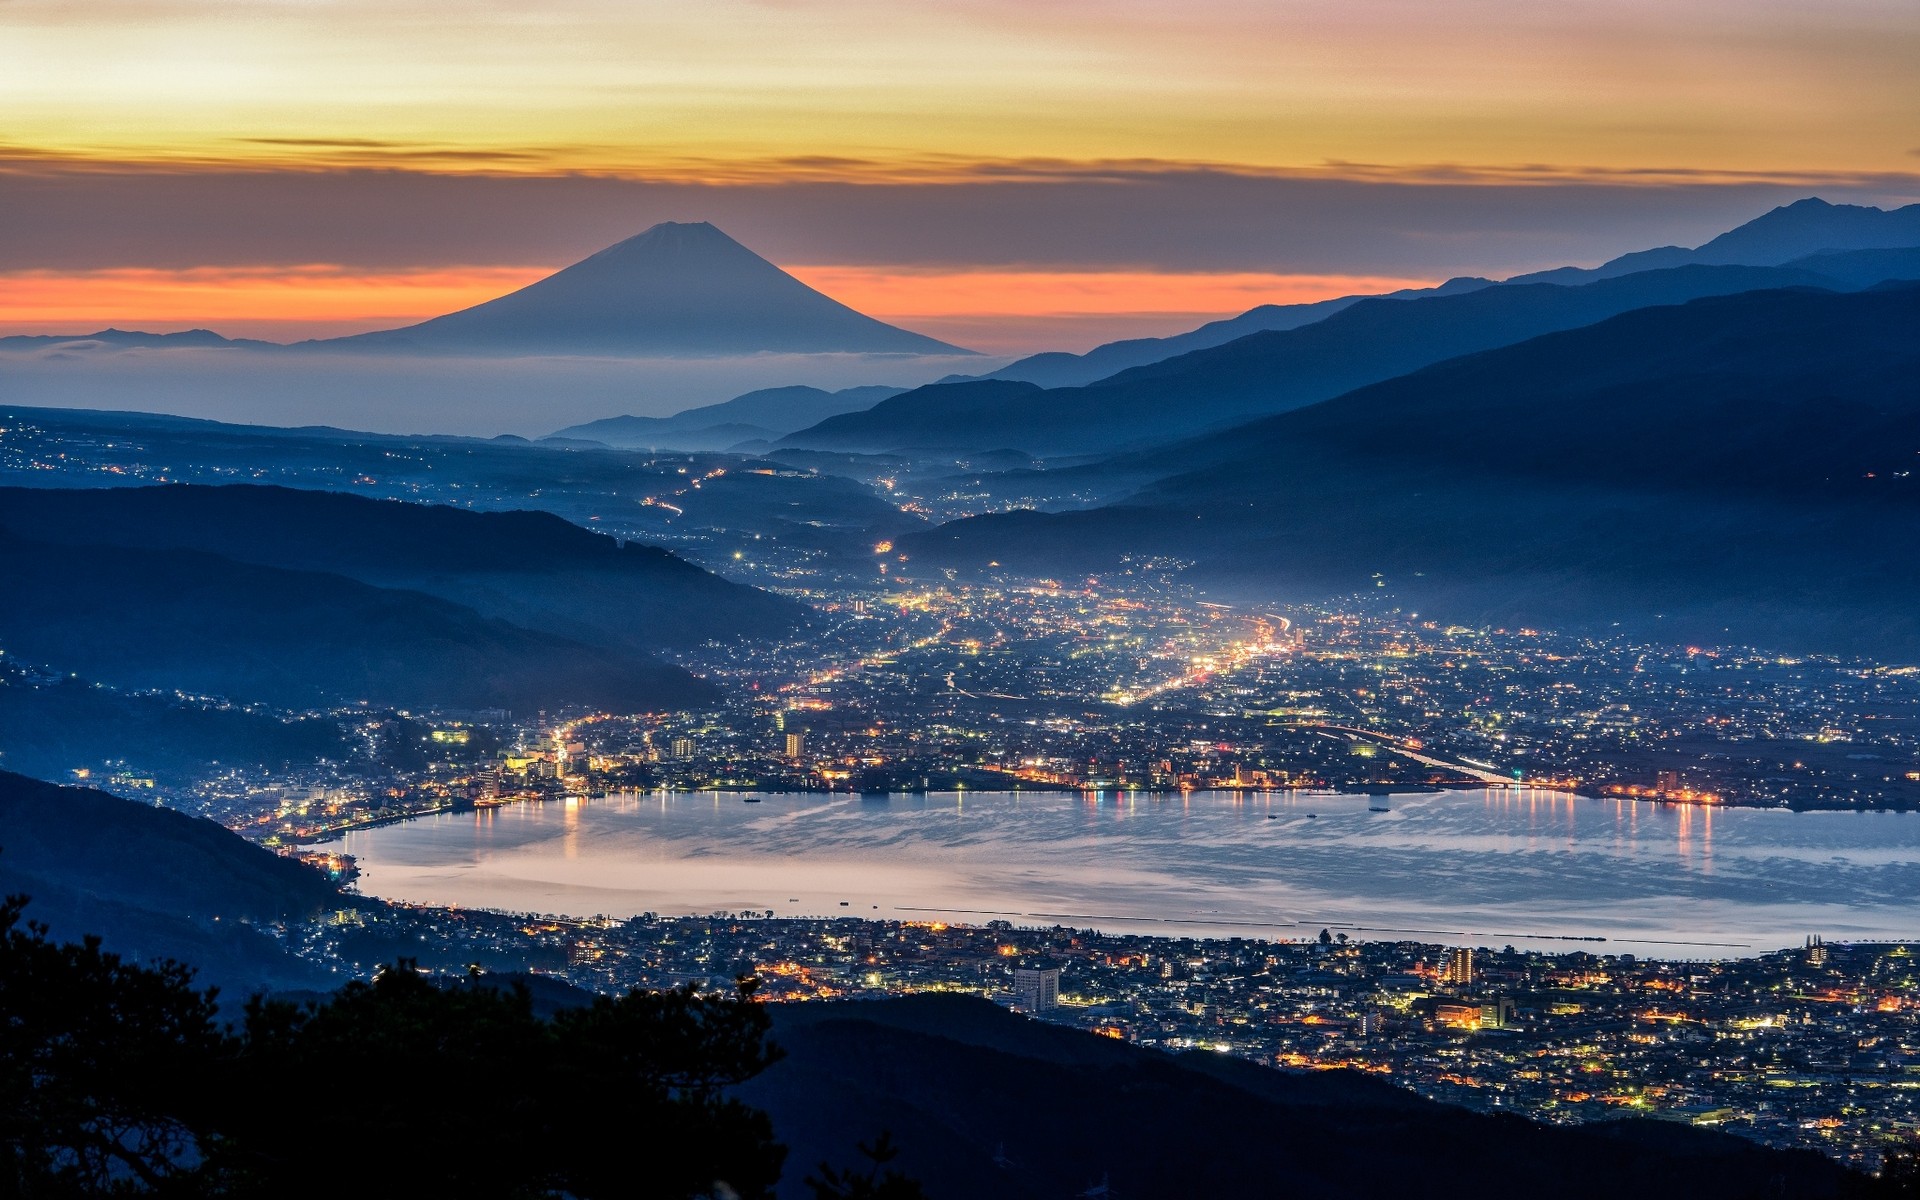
[0, 659, 350, 784]
[0, 769, 342, 991]
[782, 257, 1916, 456]
[550, 384, 907, 449]
[904, 283, 1920, 657]
[310, 221, 970, 356]
[1783, 245, 1920, 288]
[1509, 197, 1920, 286]
[739, 993, 1849, 1200]
[954, 198, 1919, 392]
[971, 277, 1495, 389]
[0, 483, 803, 653]
[0, 404, 918, 571]
[0, 328, 270, 352]
[0, 528, 713, 712]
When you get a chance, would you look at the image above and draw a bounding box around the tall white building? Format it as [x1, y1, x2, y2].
[1014, 965, 1061, 1012]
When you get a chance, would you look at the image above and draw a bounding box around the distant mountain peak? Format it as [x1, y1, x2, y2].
[1690, 195, 1920, 265]
[1502, 196, 1920, 287]
[312, 220, 972, 358]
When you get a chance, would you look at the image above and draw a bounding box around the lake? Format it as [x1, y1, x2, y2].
[337, 788, 1920, 957]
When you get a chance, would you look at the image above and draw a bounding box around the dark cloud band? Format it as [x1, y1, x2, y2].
[2, 159, 1915, 277]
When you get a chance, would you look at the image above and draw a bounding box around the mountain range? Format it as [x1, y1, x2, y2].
[1506, 196, 1920, 285]
[778, 252, 1920, 456]
[916, 197, 1920, 394]
[548, 384, 908, 450]
[965, 276, 1496, 389]
[0, 484, 809, 711]
[0, 483, 802, 651]
[905, 282, 1920, 657]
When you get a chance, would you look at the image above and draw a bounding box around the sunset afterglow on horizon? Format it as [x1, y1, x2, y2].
[0, 265, 1439, 352]
[2, 0, 1915, 344]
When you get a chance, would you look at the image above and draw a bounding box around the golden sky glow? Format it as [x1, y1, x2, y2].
[0, 266, 1433, 351]
[1, 0, 1915, 343]
[3, 0, 1915, 177]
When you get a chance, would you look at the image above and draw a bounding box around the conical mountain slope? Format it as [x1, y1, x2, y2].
[318, 221, 970, 356]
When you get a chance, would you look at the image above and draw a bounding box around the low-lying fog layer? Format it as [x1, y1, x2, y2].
[0, 346, 997, 437]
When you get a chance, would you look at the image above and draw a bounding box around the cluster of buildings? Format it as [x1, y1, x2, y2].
[648, 584, 1920, 809]
[85, 573, 1919, 849]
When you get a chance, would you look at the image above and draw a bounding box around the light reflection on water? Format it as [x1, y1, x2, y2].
[337, 788, 1920, 957]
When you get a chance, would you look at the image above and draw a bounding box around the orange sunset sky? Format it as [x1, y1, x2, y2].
[2, 0, 1916, 352]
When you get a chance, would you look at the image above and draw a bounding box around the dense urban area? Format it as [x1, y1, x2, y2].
[41, 578, 1920, 842]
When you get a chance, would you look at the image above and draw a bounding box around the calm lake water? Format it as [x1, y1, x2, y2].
[337, 789, 1920, 958]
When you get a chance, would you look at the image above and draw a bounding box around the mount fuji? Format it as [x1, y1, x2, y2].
[310, 221, 971, 357]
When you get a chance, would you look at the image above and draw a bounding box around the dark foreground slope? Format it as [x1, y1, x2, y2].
[906, 284, 1920, 657]
[781, 258, 1913, 456]
[0, 483, 802, 652]
[742, 994, 1849, 1200]
[0, 770, 340, 992]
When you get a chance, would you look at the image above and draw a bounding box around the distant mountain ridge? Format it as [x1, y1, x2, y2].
[0, 484, 798, 711]
[0, 328, 268, 352]
[939, 198, 1920, 392]
[310, 222, 971, 357]
[781, 254, 1920, 456]
[905, 283, 1920, 657]
[0, 528, 713, 712]
[1507, 197, 1920, 285]
[0, 483, 804, 654]
[549, 384, 909, 449]
[969, 276, 1495, 389]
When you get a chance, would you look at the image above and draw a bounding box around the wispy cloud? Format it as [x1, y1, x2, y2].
[9, 145, 1920, 193]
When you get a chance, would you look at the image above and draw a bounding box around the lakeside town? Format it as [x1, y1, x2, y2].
[283, 902, 1920, 1171]
[38, 578, 1910, 851]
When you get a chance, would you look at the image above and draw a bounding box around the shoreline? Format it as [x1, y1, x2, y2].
[322, 786, 1920, 961]
[292, 779, 1901, 849]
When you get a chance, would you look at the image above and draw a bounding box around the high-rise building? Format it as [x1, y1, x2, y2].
[1013, 965, 1061, 1012]
[1806, 935, 1828, 967]
[670, 737, 696, 759]
[1440, 947, 1474, 986]
[785, 731, 806, 759]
